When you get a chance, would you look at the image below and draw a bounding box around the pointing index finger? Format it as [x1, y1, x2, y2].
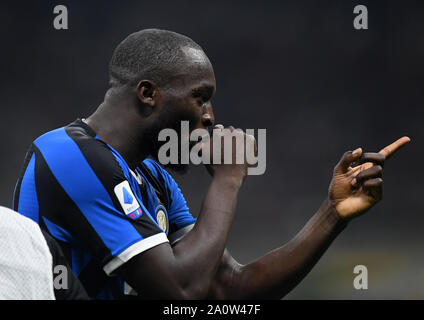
[379, 136, 411, 159]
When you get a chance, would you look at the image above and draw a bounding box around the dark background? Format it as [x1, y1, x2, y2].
[1, 0, 423, 298]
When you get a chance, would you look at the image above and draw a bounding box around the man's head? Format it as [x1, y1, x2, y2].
[108, 29, 216, 171]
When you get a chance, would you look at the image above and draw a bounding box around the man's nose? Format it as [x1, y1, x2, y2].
[201, 106, 215, 128]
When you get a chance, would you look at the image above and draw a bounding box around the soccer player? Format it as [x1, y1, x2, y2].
[0, 206, 55, 300]
[13, 29, 410, 299]
[0, 206, 87, 300]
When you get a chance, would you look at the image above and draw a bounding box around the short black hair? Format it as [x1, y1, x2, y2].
[109, 29, 204, 88]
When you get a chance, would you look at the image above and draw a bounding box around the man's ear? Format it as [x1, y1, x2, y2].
[136, 80, 160, 107]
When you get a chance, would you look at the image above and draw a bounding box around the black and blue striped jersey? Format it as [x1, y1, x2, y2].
[13, 119, 196, 299]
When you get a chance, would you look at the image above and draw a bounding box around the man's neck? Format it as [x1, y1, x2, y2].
[85, 103, 150, 169]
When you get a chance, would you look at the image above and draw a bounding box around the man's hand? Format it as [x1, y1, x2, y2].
[203, 124, 257, 180]
[329, 136, 411, 220]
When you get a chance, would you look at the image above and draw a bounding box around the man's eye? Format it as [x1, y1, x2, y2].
[197, 97, 209, 106]
[201, 99, 211, 107]
[192, 88, 213, 106]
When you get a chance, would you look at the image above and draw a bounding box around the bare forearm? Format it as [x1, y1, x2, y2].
[230, 199, 347, 299]
[119, 127, 254, 300]
[172, 172, 243, 297]
[210, 138, 410, 300]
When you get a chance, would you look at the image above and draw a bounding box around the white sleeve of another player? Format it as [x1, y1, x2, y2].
[0, 206, 55, 300]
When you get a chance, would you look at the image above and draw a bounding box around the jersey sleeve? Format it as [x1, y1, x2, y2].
[142, 160, 196, 244]
[31, 127, 169, 276]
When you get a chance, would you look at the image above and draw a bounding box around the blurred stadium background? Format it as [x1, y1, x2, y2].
[0, 0, 423, 299]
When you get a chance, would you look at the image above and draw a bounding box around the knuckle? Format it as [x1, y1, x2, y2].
[246, 133, 254, 140]
[375, 165, 383, 174]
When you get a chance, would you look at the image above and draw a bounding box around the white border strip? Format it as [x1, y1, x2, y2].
[103, 233, 169, 276]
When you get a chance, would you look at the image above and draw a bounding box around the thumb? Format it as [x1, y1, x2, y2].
[334, 148, 362, 174]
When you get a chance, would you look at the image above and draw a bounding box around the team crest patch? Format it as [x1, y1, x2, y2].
[156, 206, 168, 232]
[114, 181, 143, 220]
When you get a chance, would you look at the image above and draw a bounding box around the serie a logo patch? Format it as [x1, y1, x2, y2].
[114, 180, 143, 219]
